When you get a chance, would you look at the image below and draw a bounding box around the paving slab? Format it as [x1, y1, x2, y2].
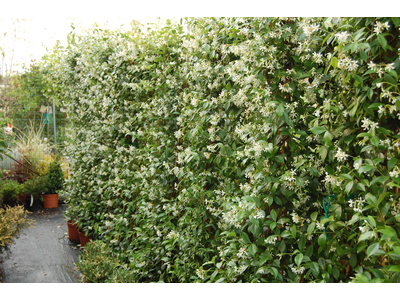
[0, 204, 82, 283]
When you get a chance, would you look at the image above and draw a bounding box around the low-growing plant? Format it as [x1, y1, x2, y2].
[76, 240, 135, 283]
[0, 205, 35, 249]
[0, 179, 21, 206]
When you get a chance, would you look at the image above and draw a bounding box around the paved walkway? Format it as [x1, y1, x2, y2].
[0, 204, 81, 283]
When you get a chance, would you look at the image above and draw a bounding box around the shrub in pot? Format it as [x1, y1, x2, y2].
[43, 161, 64, 209]
[0, 179, 21, 207]
[21, 176, 47, 212]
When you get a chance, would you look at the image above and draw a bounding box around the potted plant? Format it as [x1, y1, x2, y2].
[64, 208, 80, 243]
[21, 176, 47, 212]
[0, 179, 21, 207]
[43, 161, 64, 209]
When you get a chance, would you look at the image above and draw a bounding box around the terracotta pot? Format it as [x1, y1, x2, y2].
[67, 220, 80, 242]
[17, 194, 29, 203]
[78, 230, 92, 247]
[43, 194, 58, 209]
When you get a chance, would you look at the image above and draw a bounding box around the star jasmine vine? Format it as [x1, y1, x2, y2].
[43, 17, 400, 283]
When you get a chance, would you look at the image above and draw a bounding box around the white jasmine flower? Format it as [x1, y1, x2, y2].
[335, 148, 348, 162]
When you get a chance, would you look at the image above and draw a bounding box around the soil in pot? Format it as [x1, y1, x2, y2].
[43, 194, 58, 209]
[67, 220, 80, 242]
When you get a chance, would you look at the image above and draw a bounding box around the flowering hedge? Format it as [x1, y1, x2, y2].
[45, 17, 400, 282]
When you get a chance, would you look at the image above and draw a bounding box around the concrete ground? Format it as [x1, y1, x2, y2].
[0, 204, 82, 283]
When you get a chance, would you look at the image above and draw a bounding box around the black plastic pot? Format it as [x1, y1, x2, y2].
[25, 196, 40, 212]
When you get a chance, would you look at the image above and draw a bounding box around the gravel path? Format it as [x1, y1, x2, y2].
[0, 204, 81, 283]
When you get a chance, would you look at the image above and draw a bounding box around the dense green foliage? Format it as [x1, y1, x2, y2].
[45, 161, 63, 194]
[0, 179, 20, 206]
[46, 17, 400, 282]
[76, 240, 136, 282]
[21, 175, 47, 196]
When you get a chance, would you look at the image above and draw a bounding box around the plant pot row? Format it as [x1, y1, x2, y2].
[17, 193, 59, 211]
[67, 220, 92, 247]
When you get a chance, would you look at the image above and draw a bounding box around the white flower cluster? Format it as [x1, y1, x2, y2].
[374, 21, 390, 35]
[337, 56, 359, 71]
[335, 31, 351, 44]
[289, 264, 305, 275]
[361, 117, 379, 131]
[334, 147, 348, 162]
[348, 197, 366, 213]
[265, 236, 278, 245]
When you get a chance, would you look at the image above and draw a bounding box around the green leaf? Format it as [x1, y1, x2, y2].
[384, 73, 397, 85]
[354, 74, 363, 85]
[359, 165, 374, 173]
[365, 193, 377, 207]
[377, 192, 389, 206]
[310, 167, 319, 177]
[378, 34, 387, 50]
[331, 57, 338, 69]
[360, 50, 368, 61]
[319, 146, 328, 162]
[349, 253, 357, 268]
[393, 246, 400, 258]
[310, 126, 326, 135]
[258, 253, 271, 266]
[389, 265, 400, 272]
[295, 253, 303, 266]
[367, 242, 380, 257]
[270, 209, 277, 221]
[357, 132, 372, 138]
[248, 244, 258, 256]
[241, 232, 251, 244]
[370, 136, 380, 147]
[340, 173, 353, 181]
[298, 235, 306, 250]
[311, 212, 318, 221]
[307, 222, 316, 234]
[367, 215, 376, 228]
[325, 165, 335, 175]
[350, 42, 358, 53]
[310, 262, 320, 277]
[276, 104, 284, 117]
[388, 158, 398, 171]
[392, 17, 400, 27]
[333, 266, 340, 280]
[345, 181, 354, 194]
[318, 233, 327, 247]
[324, 131, 332, 146]
[378, 226, 397, 237]
[358, 231, 373, 242]
[349, 101, 359, 117]
[291, 225, 297, 239]
[270, 267, 279, 279]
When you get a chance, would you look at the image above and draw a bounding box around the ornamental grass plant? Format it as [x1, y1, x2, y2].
[44, 17, 400, 283]
[14, 122, 54, 176]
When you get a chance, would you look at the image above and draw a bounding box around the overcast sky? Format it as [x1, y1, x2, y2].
[0, 0, 394, 74]
[0, 16, 176, 74]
